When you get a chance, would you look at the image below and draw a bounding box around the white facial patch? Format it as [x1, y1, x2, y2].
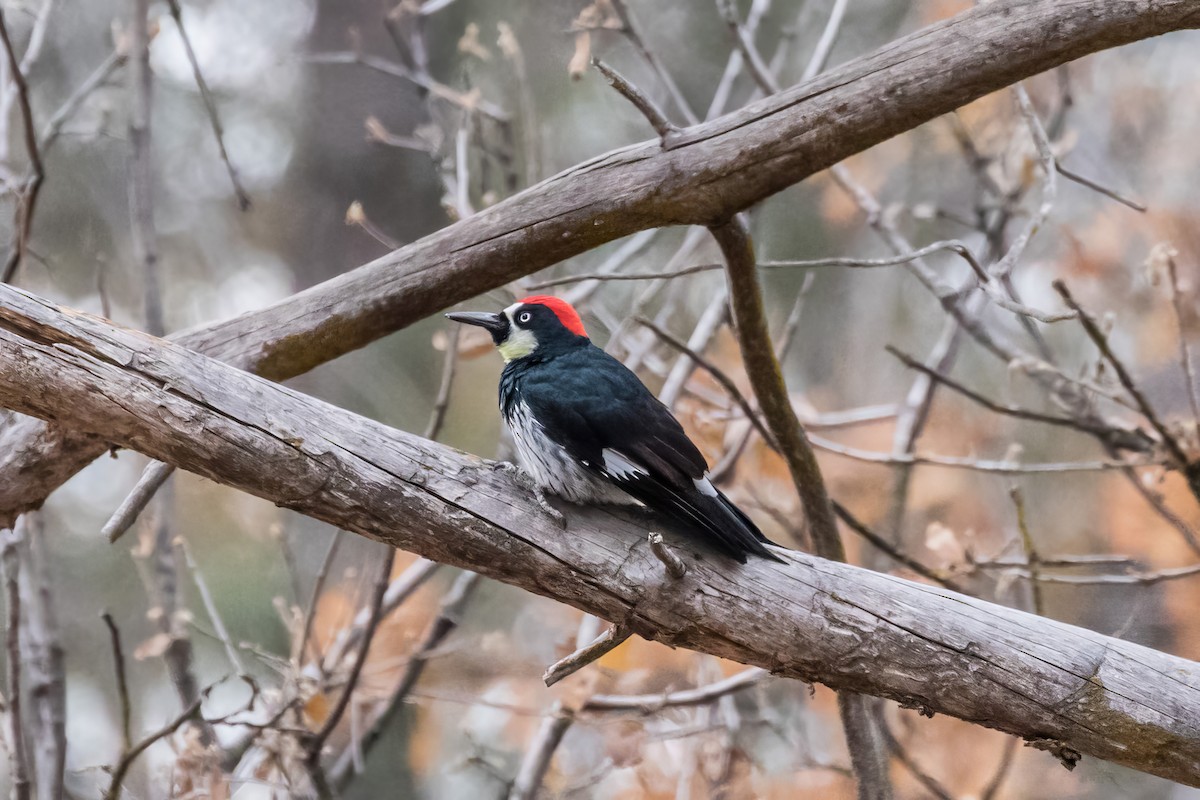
[497, 303, 539, 362]
[602, 448, 647, 480]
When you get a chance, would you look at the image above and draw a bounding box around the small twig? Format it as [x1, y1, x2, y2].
[16, 513, 66, 800]
[881, 716, 954, 800]
[990, 85, 1057, 281]
[330, 570, 479, 791]
[648, 532, 687, 579]
[304, 547, 396, 776]
[129, 0, 165, 336]
[297, 530, 342, 665]
[320, 556, 439, 672]
[1056, 163, 1145, 213]
[104, 461, 175, 543]
[607, 0, 698, 124]
[716, 0, 776, 97]
[591, 58, 679, 145]
[831, 501, 963, 593]
[40, 50, 127, 153]
[802, 0, 850, 81]
[635, 316, 777, 449]
[980, 737, 1020, 800]
[101, 612, 133, 752]
[885, 344, 1126, 440]
[530, 240, 988, 289]
[1009, 486, 1044, 615]
[1164, 249, 1200, 422]
[0, 7, 46, 284]
[306, 52, 510, 122]
[344, 201, 402, 250]
[164, 0, 250, 210]
[176, 536, 245, 673]
[424, 324, 461, 440]
[543, 623, 632, 687]
[583, 667, 767, 712]
[1053, 280, 1191, 470]
[810, 434, 1158, 474]
[2, 526, 31, 800]
[103, 697, 203, 800]
[507, 702, 575, 800]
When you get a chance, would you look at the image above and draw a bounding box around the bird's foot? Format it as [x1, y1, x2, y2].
[534, 487, 567, 529]
[493, 461, 567, 529]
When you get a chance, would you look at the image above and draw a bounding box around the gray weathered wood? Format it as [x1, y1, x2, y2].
[1, 284, 1199, 784]
[1, 0, 1198, 523]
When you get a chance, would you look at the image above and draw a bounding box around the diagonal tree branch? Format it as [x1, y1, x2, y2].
[1, 0, 1197, 524]
[2, 285, 1200, 785]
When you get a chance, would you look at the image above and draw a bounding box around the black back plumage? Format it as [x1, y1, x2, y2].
[500, 317, 781, 563]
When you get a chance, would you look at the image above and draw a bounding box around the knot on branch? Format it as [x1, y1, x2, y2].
[1025, 737, 1082, 771]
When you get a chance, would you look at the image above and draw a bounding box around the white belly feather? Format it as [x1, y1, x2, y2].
[506, 401, 636, 505]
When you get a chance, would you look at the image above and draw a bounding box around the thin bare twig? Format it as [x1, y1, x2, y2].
[831, 501, 963, 593]
[885, 344, 1127, 441]
[810, 435, 1158, 473]
[103, 697, 203, 800]
[1053, 280, 1192, 471]
[16, 513, 66, 800]
[648, 532, 688, 579]
[304, 546, 396, 791]
[980, 737, 1020, 800]
[635, 315, 777, 449]
[881, 717, 954, 800]
[802, 0, 850, 81]
[104, 461, 175, 543]
[0, 8, 46, 284]
[40, 50, 127, 153]
[507, 702, 575, 800]
[1009, 486, 1044, 615]
[425, 323, 461, 440]
[543, 623, 632, 687]
[1056, 162, 1145, 212]
[164, 0, 250, 209]
[2, 526, 31, 800]
[101, 612, 132, 752]
[591, 58, 679, 144]
[1164, 249, 1200, 422]
[608, 0, 698, 124]
[584, 667, 767, 712]
[716, 0, 776, 98]
[320, 555, 439, 672]
[129, 0, 164, 338]
[330, 569, 480, 791]
[298, 530, 342, 666]
[176, 536, 245, 673]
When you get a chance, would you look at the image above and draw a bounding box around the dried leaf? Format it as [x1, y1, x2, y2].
[134, 632, 172, 661]
[568, 31, 591, 81]
[458, 23, 491, 61]
[496, 22, 521, 61]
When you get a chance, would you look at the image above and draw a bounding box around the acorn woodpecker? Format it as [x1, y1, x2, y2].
[447, 295, 783, 563]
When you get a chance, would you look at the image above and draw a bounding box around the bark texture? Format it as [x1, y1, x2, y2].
[1, 284, 1199, 785]
[1, 0, 1198, 523]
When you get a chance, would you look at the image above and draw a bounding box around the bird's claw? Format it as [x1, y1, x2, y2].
[535, 488, 567, 530]
[493, 461, 567, 529]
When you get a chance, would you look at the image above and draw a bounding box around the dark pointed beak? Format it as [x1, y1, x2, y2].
[445, 311, 508, 334]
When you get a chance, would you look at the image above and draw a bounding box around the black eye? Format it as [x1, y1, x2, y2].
[517, 311, 532, 324]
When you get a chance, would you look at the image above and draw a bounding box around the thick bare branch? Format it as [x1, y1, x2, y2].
[6, 287, 1200, 785]
[1, 0, 1197, 523]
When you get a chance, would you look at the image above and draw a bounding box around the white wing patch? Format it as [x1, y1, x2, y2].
[693, 475, 719, 497]
[601, 448, 647, 480]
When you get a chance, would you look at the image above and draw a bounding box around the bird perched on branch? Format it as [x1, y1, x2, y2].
[447, 295, 783, 563]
